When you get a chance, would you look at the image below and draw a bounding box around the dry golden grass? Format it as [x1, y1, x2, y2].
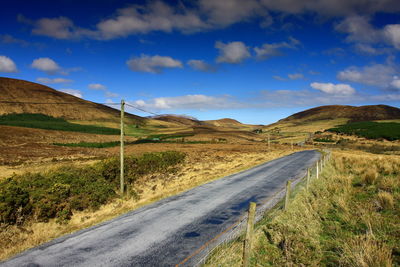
[376, 191, 394, 210]
[205, 149, 400, 266]
[341, 235, 393, 267]
[0, 144, 299, 261]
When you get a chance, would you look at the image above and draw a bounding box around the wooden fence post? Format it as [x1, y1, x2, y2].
[243, 202, 256, 267]
[316, 161, 319, 179]
[306, 168, 310, 191]
[284, 180, 292, 210]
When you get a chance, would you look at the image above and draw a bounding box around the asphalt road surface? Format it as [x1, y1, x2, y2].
[2, 150, 320, 267]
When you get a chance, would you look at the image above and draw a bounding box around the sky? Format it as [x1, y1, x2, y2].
[1, 0, 400, 124]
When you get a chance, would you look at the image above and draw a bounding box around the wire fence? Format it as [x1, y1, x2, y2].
[176, 150, 331, 267]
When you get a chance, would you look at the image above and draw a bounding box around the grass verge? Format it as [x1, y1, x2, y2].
[204, 150, 399, 266]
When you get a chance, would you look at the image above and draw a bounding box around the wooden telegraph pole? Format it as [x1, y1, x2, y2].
[120, 99, 125, 195]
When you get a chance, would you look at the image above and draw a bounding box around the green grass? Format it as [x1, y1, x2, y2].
[328, 121, 400, 141]
[53, 141, 120, 148]
[0, 113, 120, 135]
[0, 151, 186, 224]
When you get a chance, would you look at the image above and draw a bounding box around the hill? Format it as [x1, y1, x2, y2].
[0, 77, 143, 123]
[280, 105, 400, 123]
[263, 104, 400, 143]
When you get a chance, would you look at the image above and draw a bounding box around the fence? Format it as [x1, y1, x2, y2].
[177, 150, 331, 267]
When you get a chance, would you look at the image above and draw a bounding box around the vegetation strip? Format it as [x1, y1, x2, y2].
[328, 121, 400, 141]
[0, 113, 120, 135]
[0, 151, 186, 225]
[204, 151, 399, 266]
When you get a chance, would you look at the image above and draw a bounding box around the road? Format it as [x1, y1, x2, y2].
[2, 150, 320, 267]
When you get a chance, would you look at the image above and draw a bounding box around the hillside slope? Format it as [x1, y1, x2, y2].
[280, 105, 400, 123]
[0, 77, 143, 123]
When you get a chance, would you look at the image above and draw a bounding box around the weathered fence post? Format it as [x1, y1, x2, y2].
[243, 202, 256, 267]
[306, 168, 310, 191]
[267, 133, 270, 150]
[284, 180, 292, 210]
[316, 161, 319, 179]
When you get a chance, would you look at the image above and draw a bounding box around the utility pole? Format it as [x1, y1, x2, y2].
[120, 99, 125, 195]
[267, 133, 270, 149]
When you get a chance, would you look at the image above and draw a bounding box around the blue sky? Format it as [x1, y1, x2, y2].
[1, 0, 400, 124]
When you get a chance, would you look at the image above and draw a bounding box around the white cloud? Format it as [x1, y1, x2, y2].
[288, 73, 304, 80]
[260, 0, 400, 17]
[311, 82, 355, 95]
[59, 89, 82, 98]
[254, 37, 300, 60]
[215, 41, 251, 64]
[336, 15, 400, 50]
[106, 91, 119, 98]
[383, 24, 400, 49]
[127, 54, 183, 73]
[0, 34, 29, 46]
[31, 57, 60, 74]
[0, 55, 17, 73]
[273, 75, 286, 81]
[37, 77, 72, 84]
[134, 94, 242, 110]
[96, 2, 207, 39]
[199, 0, 262, 27]
[390, 76, 400, 91]
[88, 83, 107, 90]
[337, 63, 397, 87]
[187, 59, 216, 72]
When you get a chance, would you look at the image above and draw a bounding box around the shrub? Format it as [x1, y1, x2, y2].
[0, 151, 186, 225]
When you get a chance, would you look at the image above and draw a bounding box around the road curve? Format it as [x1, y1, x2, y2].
[2, 150, 320, 267]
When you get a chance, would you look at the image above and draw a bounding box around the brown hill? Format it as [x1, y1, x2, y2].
[153, 115, 205, 126]
[0, 77, 143, 123]
[280, 105, 400, 123]
[205, 118, 242, 127]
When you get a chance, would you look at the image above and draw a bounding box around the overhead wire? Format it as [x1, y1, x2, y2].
[0, 101, 159, 116]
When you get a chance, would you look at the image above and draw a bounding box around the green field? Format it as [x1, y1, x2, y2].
[328, 121, 400, 141]
[0, 113, 120, 135]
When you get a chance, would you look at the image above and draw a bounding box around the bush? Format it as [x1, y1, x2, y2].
[0, 151, 186, 225]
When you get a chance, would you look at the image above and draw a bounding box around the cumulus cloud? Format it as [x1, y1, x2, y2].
[337, 63, 397, 88]
[260, 0, 400, 17]
[133, 94, 242, 110]
[36, 77, 72, 84]
[288, 73, 304, 80]
[0, 34, 29, 46]
[88, 83, 107, 90]
[31, 57, 60, 74]
[215, 41, 251, 64]
[19, 0, 400, 41]
[336, 15, 400, 50]
[311, 82, 355, 95]
[199, 0, 263, 27]
[390, 76, 400, 91]
[127, 54, 183, 73]
[187, 59, 216, 72]
[254, 37, 300, 60]
[59, 89, 82, 98]
[383, 24, 400, 49]
[0, 55, 18, 72]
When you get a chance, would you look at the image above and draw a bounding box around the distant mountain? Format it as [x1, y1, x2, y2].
[280, 105, 400, 123]
[0, 77, 143, 123]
